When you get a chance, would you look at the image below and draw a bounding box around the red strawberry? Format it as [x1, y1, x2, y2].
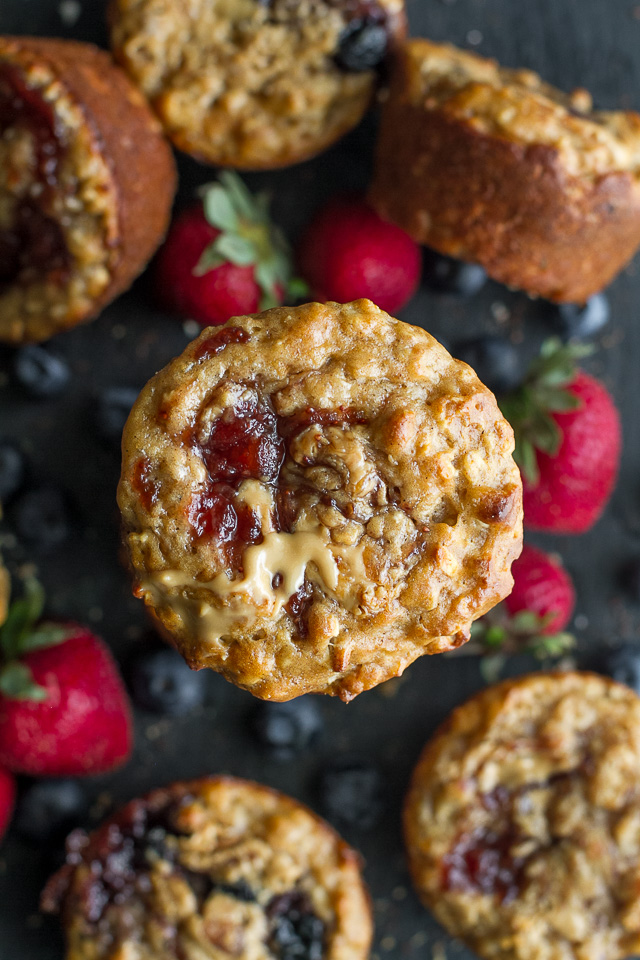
[0, 766, 15, 842]
[500, 340, 621, 534]
[505, 544, 575, 634]
[0, 580, 132, 777]
[298, 196, 421, 313]
[156, 172, 305, 326]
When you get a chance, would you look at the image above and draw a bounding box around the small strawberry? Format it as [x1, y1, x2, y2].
[499, 339, 622, 534]
[0, 766, 15, 842]
[0, 579, 132, 777]
[156, 172, 306, 326]
[505, 544, 575, 634]
[298, 196, 421, 313]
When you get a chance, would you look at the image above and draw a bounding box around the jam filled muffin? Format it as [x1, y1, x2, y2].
[369, 40, 640, 303]
[0, 36, 176, 343]
[117, 300, 522, 701]
[42, 776, 373, 960]
[108, 0, 407, 170]
[405, 671, 640, 960]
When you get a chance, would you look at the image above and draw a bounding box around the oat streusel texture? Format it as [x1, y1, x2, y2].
[369, 39, 640, 303]
[42, 776, 373, 960]
[109, 0, 406, 169]
[405, 671, 640, 960]
[117, 300, 522, 701]
[0, 37, 176, 343]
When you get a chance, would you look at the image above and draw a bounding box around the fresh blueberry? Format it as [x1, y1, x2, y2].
[423, 250, 487, 296]
[268, 892, 325, 960]
[554, 293, 610, 340]
[14, 780, 88, 842]
[129, 647, 208, 715]
[621, 558, 640, 603]
[95, 387, 139, 449]
[11, 484, 71, 552]
[453, 336, 521, 395]
[13, 344, 70, 398]
[0, 439, 26, 503]
[604, 645, 640, 695]
[250, 698, 323, 759]
[317, 759, 385, 830]
[336, 19, 388, 72]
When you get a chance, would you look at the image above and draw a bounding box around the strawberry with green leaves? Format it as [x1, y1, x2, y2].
[0, 580, 132, 777]
[156, 172, 306, 326]
[499, 339, 621, 533]
[469, 544, 576, 661]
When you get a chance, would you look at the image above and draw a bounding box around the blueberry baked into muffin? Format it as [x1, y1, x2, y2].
[405, 671, 640, 960]
[369, 40, 640, 303]
[42, 775, 372, 960]
[0, 36, 176, 343]
[108, 0, 407, 170]
[117, 299, 522, 701]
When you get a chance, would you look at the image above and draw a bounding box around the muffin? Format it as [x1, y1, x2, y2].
[405, 671, 640, 960]
[369, 39, 640, 303]
[108, 0, 407, 170]
[0, 36, 176, 343]
[117, 299, 523, 701]
[41, 775, 373, 960]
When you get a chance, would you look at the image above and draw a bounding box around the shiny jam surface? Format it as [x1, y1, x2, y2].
[284, 580, 315, 638]
[194, 326, 250, 361]
[0, 63, 70, 285]
[201, 394, 285, 487]
[442, 826, 523, 903]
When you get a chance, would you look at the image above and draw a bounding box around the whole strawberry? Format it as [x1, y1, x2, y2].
[0, 766, 15, 842]
[0, 580, 132, 777]
[505, 544, 575, 633]
[156, 172, 305, 326]
[298, 196, 421, 313]
[499, 340, 621, 534]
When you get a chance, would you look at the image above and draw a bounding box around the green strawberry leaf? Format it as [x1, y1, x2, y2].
[193, 246, 226, 277]
[0, 579, 45, 661]
[202, 184, 239, 233]
[528, 631, 575, 660]
[213, 233, 257, 267]
[218, 171, 259, 222]
[514, 436, 539, 486]
[19, 623, 74, 654]
[484, 625, 507, 647]
[0, 661, 47, 701]
[287, 276, 310, 300]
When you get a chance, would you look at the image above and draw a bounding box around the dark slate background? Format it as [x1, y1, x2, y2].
[1, 0, 640, 958]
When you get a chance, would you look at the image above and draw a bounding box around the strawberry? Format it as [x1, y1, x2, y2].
[0, 766, 15, 842]
[499, 339, 621, 534]
[505, 544, 575, 634]
[298, 196, 421, 313]
[0, 579, 132, 777]
[156, 172, 306, 326]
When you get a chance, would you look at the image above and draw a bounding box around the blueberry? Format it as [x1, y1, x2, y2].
[453, 336, 521, 395]
[0, 439, 26, 503]
[11, 484, 71, 552]
[95, 387, 139, 449]
[250, 698, 323, 759]
[317, 759, 385, 830]
[14, 780, 88, 842]
[621, 558, 640, 603]
[423, 250, 487, 296]
[13, 344, 70, 398]
[269, 892, 325, 960]
[336, 19, 388, 72]
[605, 645, 640, 695]
[554, 293, 610, 340]
[129, 647, 208, 715]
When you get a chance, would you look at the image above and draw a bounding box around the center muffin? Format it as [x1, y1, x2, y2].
[117, 300, 522, 700]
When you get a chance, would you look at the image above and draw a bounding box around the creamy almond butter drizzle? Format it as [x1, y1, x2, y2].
[140, 501, 371, 644]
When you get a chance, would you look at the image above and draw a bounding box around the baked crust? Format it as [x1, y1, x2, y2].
[108, 0, 407, 170]
[0, 36, 176, 343]
[117, 299, 522, 701]
[405, 671, 640, 960]
[42, 775, 373, 960]
[369, 40, 640, 303]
